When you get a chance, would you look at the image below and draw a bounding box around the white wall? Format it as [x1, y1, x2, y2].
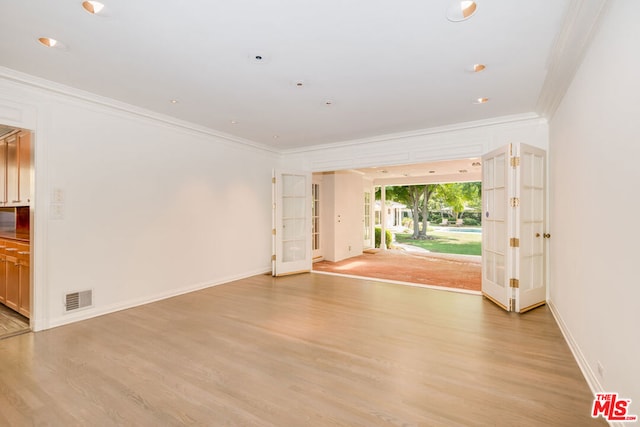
[548, 0, 639, 407]
[318, 171, 364, 262]
[0, 71, 277, 330]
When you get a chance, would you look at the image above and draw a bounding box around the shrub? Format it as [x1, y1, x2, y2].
[462, 217, 480, 226]
[375, 227, 393, 248]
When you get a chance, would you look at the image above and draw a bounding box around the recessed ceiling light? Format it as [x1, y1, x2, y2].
[249, 52, 270, 64]
[82, 1, 105, 15]
[230, 120, 238, 124]
[446, 1, 478, 22]
[324, 100, 334, 106]
[474, 97, 489, 104]
[38, 37, 58, 48]
[272, 135, 279, 139]
[473, 64, 486, 73]
[170, 99, 178, 104]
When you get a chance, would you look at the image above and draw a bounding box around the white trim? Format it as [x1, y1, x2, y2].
[0, 67, 279, 154]
[548, 301, 601, 395]
[548, 301, 628, 426]
[281, 113, 542, 155]
[47, 267, 272, 329]
[536, 0, 610, 119]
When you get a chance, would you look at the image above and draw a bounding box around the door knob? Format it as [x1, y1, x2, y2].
[543, 233, 551, 239]
[535, 233, 541, 238]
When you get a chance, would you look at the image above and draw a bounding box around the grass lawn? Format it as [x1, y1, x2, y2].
[395, 229, 482, 256]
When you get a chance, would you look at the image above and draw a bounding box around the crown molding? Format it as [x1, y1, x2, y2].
[281, 113, 543, 155]
[0, 66, 280, 154]
[536, 0, 610, 120]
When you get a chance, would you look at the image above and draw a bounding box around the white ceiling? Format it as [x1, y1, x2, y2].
[1, 1, 592, 150]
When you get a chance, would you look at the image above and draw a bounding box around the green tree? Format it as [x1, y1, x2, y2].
[436, 182, 481, 221]
[418, 184, 438, 239]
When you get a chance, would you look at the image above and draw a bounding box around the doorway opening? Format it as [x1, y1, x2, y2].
[0, 124, 32, 340]
[311, 158, 483, 293]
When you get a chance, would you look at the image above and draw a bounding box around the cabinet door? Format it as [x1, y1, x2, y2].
[0, 255, 6, 304]
[18, 132, 31, 205]
[5, 253, 19, 311]
[6, 135, 18, 205]
[0, 141, 6, 205]
[17, 245, 30, 318]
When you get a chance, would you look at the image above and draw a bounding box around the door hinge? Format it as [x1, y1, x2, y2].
[509, 238, 520, 247]
[271, 254, 276, 261]
[510, 197, 520, 207]
[509, 298, 516, 311]
[510, 278, 520, 288]
[272, 177, 276, 184]
[272, 228, 276, 235]
[510, 156, 520, 167]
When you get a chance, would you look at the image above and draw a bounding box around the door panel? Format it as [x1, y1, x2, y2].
[482, 143, 547, 312]
[516, 144, 546, 312]
[273, 170, 312, 276]
[363, 190, 372, 249]
[482, 145, 512, 310]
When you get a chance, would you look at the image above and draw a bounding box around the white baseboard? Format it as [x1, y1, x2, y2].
[548, 301, 624, 427]
[46, 266, 272, 329]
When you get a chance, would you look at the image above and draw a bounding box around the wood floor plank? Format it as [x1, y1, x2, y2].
[0, 273, 604, 426]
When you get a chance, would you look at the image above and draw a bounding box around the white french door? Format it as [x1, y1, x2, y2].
[481, 143, 547, 312]
[481, 145, 512, 310]
[272, 170, 312, 276]
[363, 190, 373, 249]
[516, 144, 547, 312]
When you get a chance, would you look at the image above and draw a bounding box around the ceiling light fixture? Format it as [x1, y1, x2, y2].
[473, 64, 486, 72]
[170, 99, 178, 104]
[446, 1, 478, 22]
[474, 97, 489, 104]
[472, 161, 481, 167]
[230, 120, 238, 124]
[82, 1, 105, 15]
[38, 37, 58, 48]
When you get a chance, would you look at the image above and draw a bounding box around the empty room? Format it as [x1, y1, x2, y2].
[0, 0, 638, 425]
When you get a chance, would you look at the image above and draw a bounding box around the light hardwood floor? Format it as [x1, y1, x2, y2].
[0, 303, 30, 340]
[0, 273, 604, 426]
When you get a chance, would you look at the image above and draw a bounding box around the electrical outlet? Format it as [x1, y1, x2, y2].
[597, 360, 605, 378]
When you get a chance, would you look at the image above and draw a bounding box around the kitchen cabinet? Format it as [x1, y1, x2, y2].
[0, 239, 30, 318]
[1, 130, 31, 206]
[18, 244, 30, 318]
[0, 243, 6, 304]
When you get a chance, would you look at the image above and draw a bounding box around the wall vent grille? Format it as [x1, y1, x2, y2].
[65, 290, 93, 312]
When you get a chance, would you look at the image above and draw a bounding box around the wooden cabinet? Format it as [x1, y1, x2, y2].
[0, 243, 6, 304]
[0, 239, 30, 318]
[1, 130, 31, 206]
[18, 244, 30, 318]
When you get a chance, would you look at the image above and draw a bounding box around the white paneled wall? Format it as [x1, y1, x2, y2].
[0, 71, 278, 330]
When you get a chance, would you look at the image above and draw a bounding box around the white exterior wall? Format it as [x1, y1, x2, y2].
[318, 171, 364, 262]
[0, 71, 277, 331]
[548, 0, 639, 407]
